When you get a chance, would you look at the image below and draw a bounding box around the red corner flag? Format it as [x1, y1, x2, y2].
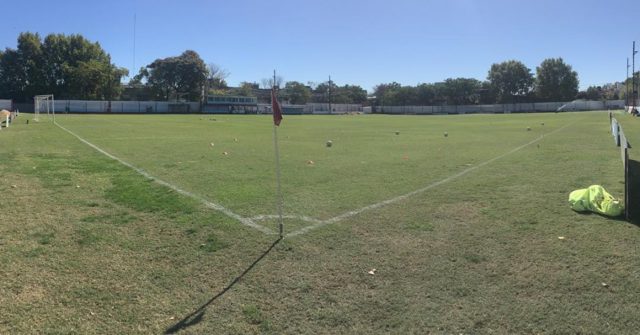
[271, 87, 283, 126]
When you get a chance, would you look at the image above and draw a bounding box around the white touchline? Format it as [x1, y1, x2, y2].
[286, 123, 574, 237]
[55, 122, 274, 235]
[250, 214, 323, 224]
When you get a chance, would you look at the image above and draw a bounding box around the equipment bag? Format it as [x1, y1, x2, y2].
[569, 185, 623, 217]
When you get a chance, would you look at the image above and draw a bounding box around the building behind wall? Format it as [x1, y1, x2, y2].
[203, 95, 258, 114]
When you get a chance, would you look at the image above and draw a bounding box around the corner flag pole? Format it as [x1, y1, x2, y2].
[272, 70, 284, 238]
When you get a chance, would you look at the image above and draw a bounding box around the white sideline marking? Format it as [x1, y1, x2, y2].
[287, 123, 573, 237]
[54, 122, 274, 235]
[250, 214, 323, 224]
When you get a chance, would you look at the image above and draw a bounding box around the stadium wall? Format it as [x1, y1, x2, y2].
[9, 99, 625, 115]
[14, 100, 201, 113]
[376, 100, 625, 114]
[257, 103, 363, 114]
[0, 99, 12, 110]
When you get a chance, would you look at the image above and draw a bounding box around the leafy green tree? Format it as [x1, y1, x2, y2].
[441, 78, 481, 105]
[284, 81, 311, 104]
[0, 32, 127, 101]
[340, 85, 367, 104]
[315, 82, 368, 104]
[535, 58, 579, 101]
[145, 50, 208, 101]
[129, 67, 149, 85]
[312, 81, 337, 103]
[0, 32, 44, 101]
[580, 86, 603, 100]
[478, 81, 497, 104]
[415, 83, 439, 105]
[235, 82, 257, 96]
[373, 82, 402, 105]
[487, 60, 534, 103]
[0, 48, 24, 99]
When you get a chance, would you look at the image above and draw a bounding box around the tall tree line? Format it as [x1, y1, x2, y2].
[0, 32, 128, 102]
[1, 32, 585, 105]
[373, 58, 580, 106]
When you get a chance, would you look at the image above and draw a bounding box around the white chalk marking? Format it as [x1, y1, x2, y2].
[55, 122, 274, 235]
[287, 123, 573, 237]
[250, 214, 323, 224]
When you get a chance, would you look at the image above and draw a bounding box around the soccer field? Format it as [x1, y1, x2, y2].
[1, 111, 639, 334]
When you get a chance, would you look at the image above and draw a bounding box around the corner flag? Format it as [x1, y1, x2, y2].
[272, 87, 283, 126]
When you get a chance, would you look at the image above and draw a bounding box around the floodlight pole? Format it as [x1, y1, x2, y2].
[133, 13, 137, 75]
[633, 41, 637, 111]
[272, 69, 284, 238]
[328, 75, 332, 114]
[627, 58, 630, 107]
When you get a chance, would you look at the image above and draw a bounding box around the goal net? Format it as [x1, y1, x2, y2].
[34, 94, 55, 122]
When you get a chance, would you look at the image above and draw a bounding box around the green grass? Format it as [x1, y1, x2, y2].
[0, 111, 639, 334]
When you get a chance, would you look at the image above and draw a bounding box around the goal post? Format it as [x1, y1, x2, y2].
[34, 94, 55, 122]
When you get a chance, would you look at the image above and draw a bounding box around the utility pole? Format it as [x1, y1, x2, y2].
[133, 13, 136, 76]
[627, 58, 630, 107]
[633, 41, 638, 112]
[328, 75, 332, 114]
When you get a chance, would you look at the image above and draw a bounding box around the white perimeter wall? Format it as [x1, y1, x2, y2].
[378, 100, 625, 114]
[0, 99, 12, 110]
[54, 100, 200, 113]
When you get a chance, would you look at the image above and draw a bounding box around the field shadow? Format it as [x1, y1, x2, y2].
[574, 211, 637, 227]
[164, 237, 282, 334]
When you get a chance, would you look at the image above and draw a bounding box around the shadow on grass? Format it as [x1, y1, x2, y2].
[164, 237, 282, 334]
[574, 211, 638, 227]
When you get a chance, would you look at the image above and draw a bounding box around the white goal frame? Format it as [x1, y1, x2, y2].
[34, 94, 55, 122]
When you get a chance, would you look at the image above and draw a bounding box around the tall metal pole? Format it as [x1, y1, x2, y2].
[328, 75, 332, 114]
[272, 69, 284, 238]
[627, 58, 630, 107]
[633, 41, 637, 111]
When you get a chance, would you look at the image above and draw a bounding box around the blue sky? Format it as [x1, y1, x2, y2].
[1, 0, 639, 92]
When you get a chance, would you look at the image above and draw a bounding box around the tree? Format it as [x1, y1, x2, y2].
[284, 81, 311, 104]
[478, 81, 497, 104]
[487, 60, 534, 103]
[340, 85, 367, 104]
[0, 48, 24, 100]
[535, 58, 578, 102]
[128, 67, 149, 85]
[0, 32, 44, 101]
[441, 78, 481, 105]
[373, 82, 402, 105]
[415, 83, 438, 105]
[206, 63, 229, 92]
[261, 76, 284, 89]
[312, 81, 337, 103]
[145, 50, 208, 101]
[236, 82, 258, 96]
[580, 86, 603, 100]
[0, 32, 127, 101]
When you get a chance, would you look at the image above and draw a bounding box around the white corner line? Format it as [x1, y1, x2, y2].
[54, 121, 274, 235]
[250, 214, 324, 224]
[287, 123, 574, 237]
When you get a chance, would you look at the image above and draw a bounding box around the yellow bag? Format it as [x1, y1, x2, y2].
[568, 185, 623, 217]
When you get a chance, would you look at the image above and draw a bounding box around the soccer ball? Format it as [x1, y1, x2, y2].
[444, 132, 448, 137]
[326, 140, 333, 147]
